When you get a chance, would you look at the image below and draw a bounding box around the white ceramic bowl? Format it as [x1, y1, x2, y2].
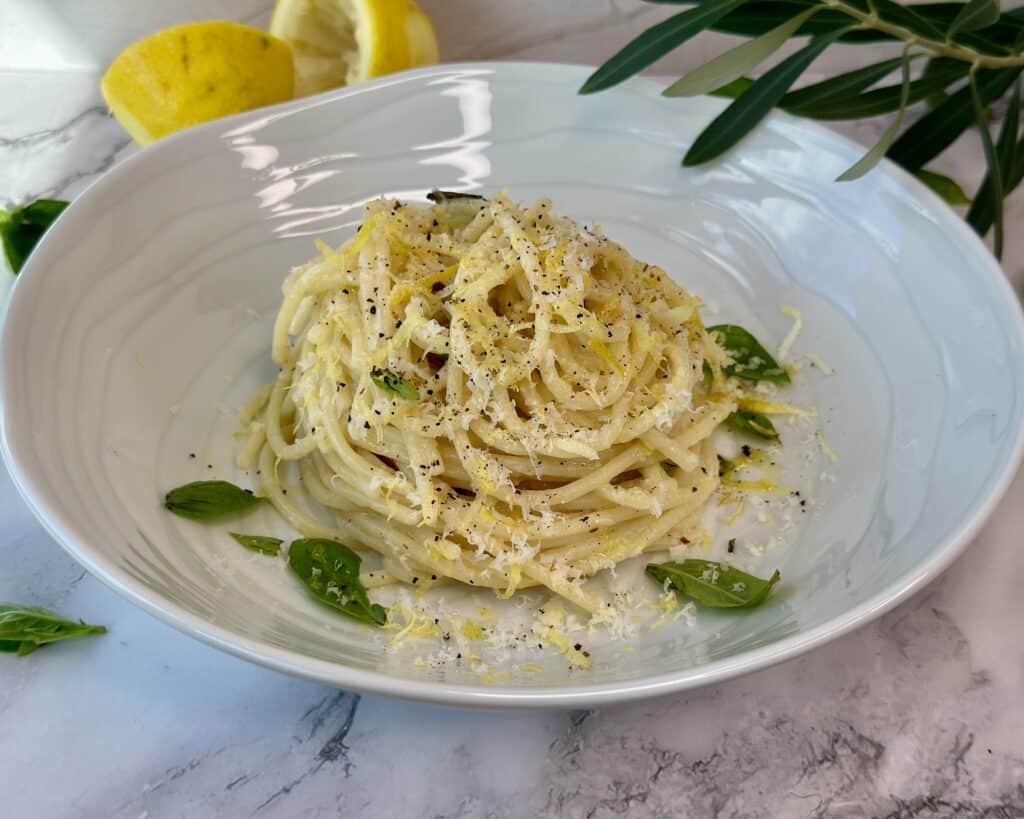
[3, 63, 1023, 708]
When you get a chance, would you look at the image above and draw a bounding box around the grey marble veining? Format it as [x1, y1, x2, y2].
[2, 3, 1024, 817]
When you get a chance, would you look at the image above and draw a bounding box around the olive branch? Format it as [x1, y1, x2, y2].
[580, 0, 1023, 259]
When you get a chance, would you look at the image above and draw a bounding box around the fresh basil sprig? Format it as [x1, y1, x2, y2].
[371, 367, 419, 400]
[288, 538, 387, 626]
[0, 603, 106, 656]
[726, 408, 780, 440]
[1, 199, 69, 274]
[229, 532, 283, 556]
[164, 480, 265, 521]
[707, 324, 790, 384]
[646, 559, 780, 609]
[426, 189, 485, 203]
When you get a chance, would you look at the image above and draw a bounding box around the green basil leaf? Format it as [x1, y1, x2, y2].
[968, 75, 1020, 234]
[726, 409, 780, 440]
[0, 603, 106, 656]
[164, 480, 266, 521]
[683, 26, 853, 166]
[426, 190, 485, 203]
[707, 324, 791, 383]
[0, 198, 69, 274]
[915, 169, 973, 205]
[229, 532, 283, 556]
[664, 7, 820, 97]
[836, 49, 914, 181]
[646, 560, 780, 608]
[288, 538, 387, 626]
[370, 367, 420, 400]
[887, 67, 1021, 171]
[948, 0, 1000, 38]
[580, 0, 746, 94]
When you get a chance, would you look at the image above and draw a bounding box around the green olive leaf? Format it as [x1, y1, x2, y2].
[664, 7, 820, 97]
[288, 538, 387, 626]
[646, 560, 780, 608]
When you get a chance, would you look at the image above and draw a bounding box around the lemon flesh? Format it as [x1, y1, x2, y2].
[270, 0, 439, 97]
[101, 21, 294, 145]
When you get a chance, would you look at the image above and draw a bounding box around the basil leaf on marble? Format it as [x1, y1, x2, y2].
[371, 367, 419, 400]
[707, 324, 790, 383]
[0, 198, 69, 274]
[646, 560, 780, 608]
[229, 532, 283, 556]
[0, 603, 106, 656]
[726, 409, 780, 440]
[164, 480, 265, 521]
[288, 538, 387, 626]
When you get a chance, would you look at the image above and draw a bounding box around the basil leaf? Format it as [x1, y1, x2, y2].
[0, 603, 106, 656]
[371, 367, 419, 400]
[661, 460, 679, 475]
[0, 198, 69, 274]
[646, 560, 780, 608]
[426, 190, 485, 203]
[164, 480, 265, 521]
[718, 455, 735, 476]
[229, 532, 283, 556]
[288, 538, 387, 626]
[707, 324, 790, 383]
[726, 409, 780, 440]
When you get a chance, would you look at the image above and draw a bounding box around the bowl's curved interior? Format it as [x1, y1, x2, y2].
[3, 63, 1022, 706]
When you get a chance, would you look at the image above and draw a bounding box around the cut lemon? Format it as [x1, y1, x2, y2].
[101, 21, 294, 145]
[270, 0, 440, 97]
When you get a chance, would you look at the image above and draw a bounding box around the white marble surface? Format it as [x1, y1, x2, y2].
[2, 2, 1024, 816]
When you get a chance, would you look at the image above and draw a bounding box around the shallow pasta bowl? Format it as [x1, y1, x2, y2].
[2, 62, 1023, 708]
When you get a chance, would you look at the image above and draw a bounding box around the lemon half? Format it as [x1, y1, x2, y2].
[101, 21, 294, 145]
[270, 0, 439, 97]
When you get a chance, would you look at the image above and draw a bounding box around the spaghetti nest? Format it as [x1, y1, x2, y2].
[240, 192, 738, 616]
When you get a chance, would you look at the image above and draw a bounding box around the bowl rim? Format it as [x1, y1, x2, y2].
[3, 61, 1024, 708]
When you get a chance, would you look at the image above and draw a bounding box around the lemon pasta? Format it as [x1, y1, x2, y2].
[239, 192, 745, 616]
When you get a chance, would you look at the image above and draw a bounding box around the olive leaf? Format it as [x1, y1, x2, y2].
[915, 169, 973, 204]
[684, 26, 854, 166]
[970, 70, 1006, 256]
[837, 48, 915, 181]
[664, 7, 820, 98]
[968, 75, 1020, 233]
[646, 559, 781, 608]
[948, 0, 1001, 38]
[580, 0, 746, 94]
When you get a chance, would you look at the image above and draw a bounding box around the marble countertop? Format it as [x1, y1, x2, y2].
[2, 2, 1023, 816]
